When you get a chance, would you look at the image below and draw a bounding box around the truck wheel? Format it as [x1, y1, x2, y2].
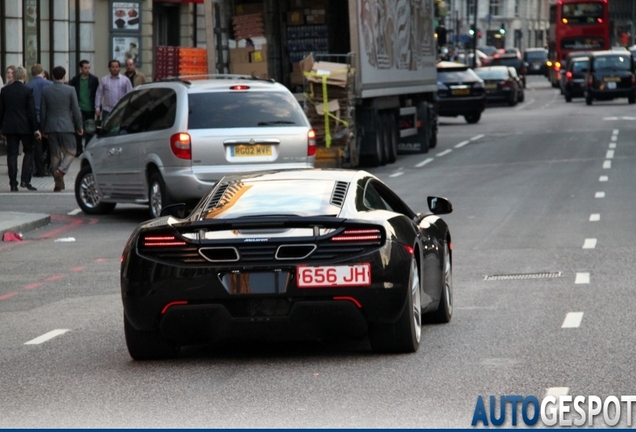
[417, 103, 430, 154]
[385, 112, 398, 163]
[365, 112, 385, 167]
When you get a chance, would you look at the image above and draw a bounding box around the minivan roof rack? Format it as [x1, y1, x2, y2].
[177, 74, 276, 84]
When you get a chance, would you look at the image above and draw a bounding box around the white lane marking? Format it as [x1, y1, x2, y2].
[595, 192, 605, 198]
[606, 150, 615, 159]
[514, 98, 536, 110]
[415, 158, 434, 168]
[609, 143, 617, 149]
[611, 135, 617, 142]
[590, 214, 600, 222]
[562, 312, 584, 328]
[25, 329, 70, 345]
[575, 272, 590, 284]
[68, 209, 81, 216]
[612, 129, 619, 135]
[603, 160, 612, 169]
[454, 140, 470, 148]
[389, 172, 404, 178]
[436, 149, 452, 157]
[604, 117, 619, 121]
[583, 238, 597, 249]
[470, 134, 484, 141]
[599, 175, 608, 182]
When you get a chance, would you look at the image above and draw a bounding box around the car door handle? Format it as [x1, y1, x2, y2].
[108, 148, 123, 156]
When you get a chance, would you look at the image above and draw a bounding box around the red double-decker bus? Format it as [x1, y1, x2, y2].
[547, 0, 610, 87]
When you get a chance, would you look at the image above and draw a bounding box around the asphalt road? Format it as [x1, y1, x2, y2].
[1, 75, 635, 427]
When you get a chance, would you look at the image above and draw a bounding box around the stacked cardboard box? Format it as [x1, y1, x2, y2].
[232, 13, 265, 40]
[303, 58, 351, 148]
[287, 0, 326, 25]
[155, 46, 209, 81]
[229, 43, 269, 79]
[155, 46, 179, 81]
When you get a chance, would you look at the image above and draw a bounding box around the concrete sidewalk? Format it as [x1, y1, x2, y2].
[0, 142, 81, 238]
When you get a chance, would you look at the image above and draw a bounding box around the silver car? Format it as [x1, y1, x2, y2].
[75, 76, 316, 217]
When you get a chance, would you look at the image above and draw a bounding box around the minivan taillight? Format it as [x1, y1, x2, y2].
[308, 129, 316, 157]
[170, 133, 192, 160]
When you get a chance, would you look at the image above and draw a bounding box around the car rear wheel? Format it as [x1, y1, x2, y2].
[427, 241, 453, 324]
[565, 92, 572, 103]
[464, 112, 481, 124]
[148, 172, 169, 219]
[585, 93, 593, 105]
[629, 94, 635, 104]
[368, 256, 421, 353]
[124, 314, 180, 361]
[75, 165, 116, 215]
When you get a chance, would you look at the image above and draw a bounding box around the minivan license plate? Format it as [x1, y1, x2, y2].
[297, 264, 371, 288]
[231, 145, 272, 157]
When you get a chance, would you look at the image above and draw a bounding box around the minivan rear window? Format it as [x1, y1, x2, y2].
[188, 91, 308, 129]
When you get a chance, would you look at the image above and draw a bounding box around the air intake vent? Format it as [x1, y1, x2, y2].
[208, 184, 229, 208]
[275, 244, 317, 260]
[199, 247, 240, 262]
[330, 181, 349, 207]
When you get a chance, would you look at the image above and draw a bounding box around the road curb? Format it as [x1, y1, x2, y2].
[0, 212, 51, 238]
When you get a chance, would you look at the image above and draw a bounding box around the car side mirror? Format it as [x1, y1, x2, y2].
[427, 196, 453, 215]
[160, 203, 188, 218]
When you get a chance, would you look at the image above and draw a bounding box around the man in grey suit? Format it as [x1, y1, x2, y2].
[41, 66, 84, 192]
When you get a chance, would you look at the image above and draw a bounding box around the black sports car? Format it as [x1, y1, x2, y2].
[121, 169, 454, 359]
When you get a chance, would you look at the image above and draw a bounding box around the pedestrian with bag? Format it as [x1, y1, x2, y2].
[69, 59, 99, 156]
[26, 63, 53, 177]
[0, 66, 40, 191]
[41, 66, 84, 192]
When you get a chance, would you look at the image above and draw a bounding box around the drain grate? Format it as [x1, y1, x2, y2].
[484, 272, 562, 281]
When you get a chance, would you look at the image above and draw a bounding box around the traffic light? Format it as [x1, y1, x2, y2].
[477, 30, 483, 38]
[499, 23, 506, 35]
[469, 25, 476, 36]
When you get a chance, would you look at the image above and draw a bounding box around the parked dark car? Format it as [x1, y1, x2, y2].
[120, 169, 454, 359]
[562, 57, 589, 102]
[523, 48, 548, 75]
[436, 61, 486, 124]
[490, 53, 527, 87]
[585, 51, 636, 105]
[474, 66, 519, 106]
[558, 51, 593, 94]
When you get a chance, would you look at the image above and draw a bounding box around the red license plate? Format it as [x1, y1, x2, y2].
[296, 264, 371, 288]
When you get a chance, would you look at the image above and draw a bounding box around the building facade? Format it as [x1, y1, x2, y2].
[441, 0, 550, 50]
[0, 0, 208, 83]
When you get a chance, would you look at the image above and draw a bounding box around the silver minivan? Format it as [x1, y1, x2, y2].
[75, 76, 316, 217]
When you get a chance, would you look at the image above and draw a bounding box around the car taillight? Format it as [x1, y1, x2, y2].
[566, 71, 573, 82]
[308, 129, 316, 157]
[170, 133, 191, 160]
[588, 76, 594, 86]
[162, 301, 188, 314]
[142, 235, 187, 247]
[500, 80, 510, 88]
[332, 229, 381, 242]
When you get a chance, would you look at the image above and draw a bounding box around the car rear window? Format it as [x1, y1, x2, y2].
[572, 61, 589, 73]
[202, 180, 339, 219]
[492, 58, 520, 68]
[593, 56, 631, 71]
[438, 69, 480, 82]
[525, 51, 547, 60]
[188, 91, 308, 129]
[475, 69, 508, 80]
